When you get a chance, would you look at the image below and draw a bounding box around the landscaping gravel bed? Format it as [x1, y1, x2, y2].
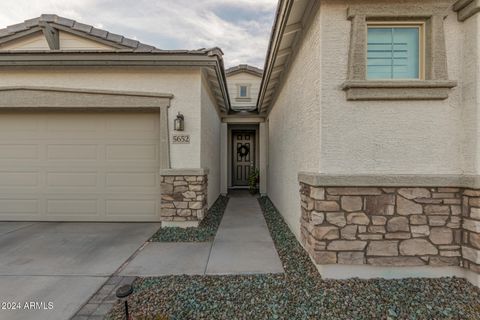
[150, 195, 229, 242]
[108, 196, 480, 320]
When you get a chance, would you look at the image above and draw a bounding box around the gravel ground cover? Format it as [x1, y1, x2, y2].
[108, 197, 480, 320]
[150, 196, 229, 242]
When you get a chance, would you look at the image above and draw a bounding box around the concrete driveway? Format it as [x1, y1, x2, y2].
[0, 222, 159, 320]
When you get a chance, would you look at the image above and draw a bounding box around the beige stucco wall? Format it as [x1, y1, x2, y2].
[0, 31, 115, 51]
[200, 72, 221, 207]
[267, 5, 322, 239]
[0, 67, 203, 169]
[58, 32, 115, 50]
[266, 1, 469, 240]
[226, 72, 262, 109]
[319, 0, 464, 175]
[461, 13, 480, 175]
[0, 31, 49, 50]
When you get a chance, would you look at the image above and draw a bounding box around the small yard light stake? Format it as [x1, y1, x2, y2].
[116, 284, 133, 320]
[174, 112, 185, 131]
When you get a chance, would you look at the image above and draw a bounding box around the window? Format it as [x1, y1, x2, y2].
[367, 23, 424, 80]
[239, 85, 248, 97]
[343, 4, 457, 101]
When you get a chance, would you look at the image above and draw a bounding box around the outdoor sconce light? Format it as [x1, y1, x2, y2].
[174, 112, 185, 131]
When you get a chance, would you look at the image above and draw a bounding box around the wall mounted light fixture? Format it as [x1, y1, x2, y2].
[174, 112, 184, 131]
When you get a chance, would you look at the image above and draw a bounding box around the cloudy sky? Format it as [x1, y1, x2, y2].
[0, 0, 278, 68]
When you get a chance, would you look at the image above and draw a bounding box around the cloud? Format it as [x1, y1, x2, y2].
[0, 0, 277, 68]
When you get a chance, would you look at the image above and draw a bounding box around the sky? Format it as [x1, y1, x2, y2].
[0, 0, 278, 68]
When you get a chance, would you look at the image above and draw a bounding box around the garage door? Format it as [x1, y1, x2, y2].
[0, 112, 161, 221]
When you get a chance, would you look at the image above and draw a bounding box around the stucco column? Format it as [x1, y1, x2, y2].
[347, 14, 367, 80]
[159, 105, 171, 169]
[427, 15, 449, 81]
[220, 122, 228, 195]
[460, 13, 480, 174]
[259, 121, 268, 195]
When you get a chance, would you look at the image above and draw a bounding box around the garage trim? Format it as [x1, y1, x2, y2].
[0, 86, 173, 110]
[0, 86, 173, 169]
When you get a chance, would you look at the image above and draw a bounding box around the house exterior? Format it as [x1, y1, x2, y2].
[226, 64, 263, 111]
[259, 0, 480, 287]
[0, 14, 228, 226]
[1, 0, 480, 287]
[224, 64, 264, 188]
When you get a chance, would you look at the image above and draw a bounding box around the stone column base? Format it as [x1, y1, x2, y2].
[160, 169, 208, 227]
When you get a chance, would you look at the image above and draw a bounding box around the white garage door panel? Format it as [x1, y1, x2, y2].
[106, 144, 157, 160]
[106, 199, 157, 216]
[47, 145, 98, 160]
[47, 199, 98, 215]
[0, 112, 161, 221]
[0, 145, 38, 159]
[0, 172, 39, 186]
[106, 172, 157, 187]
[47, 172, 98, 187]
[0, 199, 39, 214]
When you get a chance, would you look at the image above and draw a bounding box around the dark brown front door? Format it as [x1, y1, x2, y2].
[232, 131, 255, 186]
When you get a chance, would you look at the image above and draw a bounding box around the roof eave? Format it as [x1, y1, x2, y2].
[225, 64, 263, 77]
[0, 51, 231, 113]
[256, 0, 316, 115]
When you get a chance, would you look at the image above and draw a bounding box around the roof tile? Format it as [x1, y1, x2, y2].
[90, 28, 108, 38]
[0, 29, 11, 37]
[40, 14, 58, 22]
[121, 38, 140, 48]
[226, 64, 263, 77]
[7, 22, 29, 33]
[135, 43, 157, 52]
[55, 16, 75, 27]
[24, 18, 40, 28]
[72, 21, 93, 33]
[106, 32, 124, 43]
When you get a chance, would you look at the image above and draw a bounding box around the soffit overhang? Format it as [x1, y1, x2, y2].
[257, 0, 316, 115]
[0, 50, 231, 113]
[454, 0, 480, 21]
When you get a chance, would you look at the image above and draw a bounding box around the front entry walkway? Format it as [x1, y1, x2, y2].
[119, 191, 284, 276]
[205, 191, 283, 274]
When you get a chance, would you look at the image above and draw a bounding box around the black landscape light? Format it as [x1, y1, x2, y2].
[116, 284, 133, 320]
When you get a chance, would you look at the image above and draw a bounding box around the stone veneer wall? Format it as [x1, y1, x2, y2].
[300, 184, 480, 274]
[160, 175, 208, 223]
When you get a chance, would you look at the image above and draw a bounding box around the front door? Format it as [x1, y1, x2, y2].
[232, 131, 255, 186]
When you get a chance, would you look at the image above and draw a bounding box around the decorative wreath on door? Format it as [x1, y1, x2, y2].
[237, 145, 250, 157]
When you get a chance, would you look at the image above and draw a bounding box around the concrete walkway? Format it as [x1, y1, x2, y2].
[205, 191, 284, 274]
[120, 191, 284, 276]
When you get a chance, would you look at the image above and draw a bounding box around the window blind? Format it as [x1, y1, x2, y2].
[367, 27, 420, 80]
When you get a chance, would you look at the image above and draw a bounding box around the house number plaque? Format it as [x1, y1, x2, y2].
[172, 134, 190, 144]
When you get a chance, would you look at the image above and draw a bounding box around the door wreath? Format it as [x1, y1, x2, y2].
[237, 145, 250, 157]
